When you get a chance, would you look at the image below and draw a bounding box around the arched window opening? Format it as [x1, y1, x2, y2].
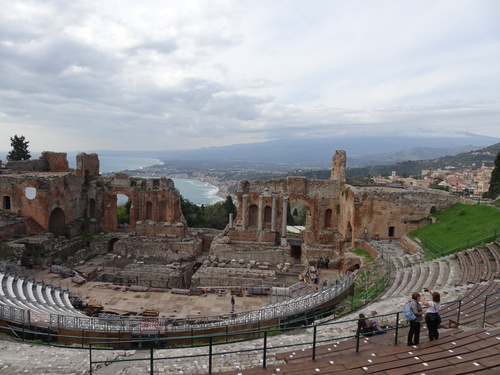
[49, 207, 66, 238]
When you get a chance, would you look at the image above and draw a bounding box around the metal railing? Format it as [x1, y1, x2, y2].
[85, 299, 463, 374]
[483, 289, 500, 328]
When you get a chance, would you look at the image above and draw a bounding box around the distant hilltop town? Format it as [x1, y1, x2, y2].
[372, 163, 492, 199]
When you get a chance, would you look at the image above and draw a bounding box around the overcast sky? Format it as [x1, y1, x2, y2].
[1, 0, 499, 154]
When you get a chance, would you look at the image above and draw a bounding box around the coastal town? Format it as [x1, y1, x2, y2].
[372, 163, 493, 199]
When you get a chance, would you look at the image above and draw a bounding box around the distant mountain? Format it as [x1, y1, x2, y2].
[158, 132, 499, 167]
[81, 132, 500, 171]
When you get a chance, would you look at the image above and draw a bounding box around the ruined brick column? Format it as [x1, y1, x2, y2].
[242, 194, 248, 229]
[281, 195, 288, 246]
[271, 193, 277, 232]
[331, 150, 347, 181]
[258, 194, 263, 231]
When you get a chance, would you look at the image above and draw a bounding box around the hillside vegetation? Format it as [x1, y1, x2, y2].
[409, 203, 500, 257]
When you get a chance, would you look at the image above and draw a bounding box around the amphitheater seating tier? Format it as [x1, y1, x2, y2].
[0, 272, 87, 321]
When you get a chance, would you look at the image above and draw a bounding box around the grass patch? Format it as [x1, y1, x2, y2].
[352, 248, 374, 263]
[0, 242, 16, 261]
[409, 203, 500, 257]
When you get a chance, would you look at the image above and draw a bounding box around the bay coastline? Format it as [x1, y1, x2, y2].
[98, 156, 227, 205]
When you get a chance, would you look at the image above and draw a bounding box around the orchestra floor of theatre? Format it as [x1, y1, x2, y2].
[26, 265, 340, 319]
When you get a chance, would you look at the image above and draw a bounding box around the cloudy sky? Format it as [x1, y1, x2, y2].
[1, 0, 499, 154]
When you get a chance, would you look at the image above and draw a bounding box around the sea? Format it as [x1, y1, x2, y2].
[71, 155, 224, 206]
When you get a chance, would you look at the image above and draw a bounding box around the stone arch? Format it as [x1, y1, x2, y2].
[49, 207, 66, 237]
[288, 198, 311, 227]
[101, 177, 186, 236]
[347, 263, 360, 272]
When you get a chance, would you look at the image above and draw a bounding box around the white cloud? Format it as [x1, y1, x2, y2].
[1, 0, 500, 153]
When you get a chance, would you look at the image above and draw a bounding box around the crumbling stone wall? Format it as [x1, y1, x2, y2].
[110, 236, 202, 262]
[6, 152, 69, 172]
[98, 175, 186, 234]
[229, 150, 458, 264]
[347, 185, 458, 241]
[98, 264, 188, 289]
[0, 172, 87, 233]
[1, 152, 188, 239]
[76, 153, 99, 177]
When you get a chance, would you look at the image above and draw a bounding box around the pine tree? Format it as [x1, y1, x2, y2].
[485, 150, 500, 199]
[6, 135, 31, 161]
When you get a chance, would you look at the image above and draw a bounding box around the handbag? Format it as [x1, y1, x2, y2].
[403, 301, 416, 322]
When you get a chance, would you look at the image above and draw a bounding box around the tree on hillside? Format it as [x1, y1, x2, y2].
[6, 135, 31, 161]
[484, 150, 500, 199]
[223, 196, 237, 219]
[180, 196, 205, 228]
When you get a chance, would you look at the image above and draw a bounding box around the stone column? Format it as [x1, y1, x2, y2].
[258, 194, 263, 231]
[271, 193, 277, 232]
[229, 213, 234, 229]
[281, 195, 288, 246]
[242, 194, 248, 229]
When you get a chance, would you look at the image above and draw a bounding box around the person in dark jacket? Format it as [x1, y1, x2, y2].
[407, 292, 423, 346]
[358, 313, 374, 336]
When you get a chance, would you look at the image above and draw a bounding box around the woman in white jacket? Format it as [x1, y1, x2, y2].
[422, 291, 441, 341]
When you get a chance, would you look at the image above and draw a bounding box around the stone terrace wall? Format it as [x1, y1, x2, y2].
[111, 237, 203, 262]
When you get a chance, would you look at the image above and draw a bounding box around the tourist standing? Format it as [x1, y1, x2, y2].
[407, 292, 423, 346]
[231, 295, 235, 313]
[422, 291, 441, 341]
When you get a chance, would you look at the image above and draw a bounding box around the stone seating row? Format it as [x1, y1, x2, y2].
[213, 326, 500, 374]
[456, 245, 500, 286]
[382, 254, 459, 301]
[211, 243, 500, 374]
[0, 272, 87, 323]
[443, 279, 500, 328]
[485, 241, 500, 278]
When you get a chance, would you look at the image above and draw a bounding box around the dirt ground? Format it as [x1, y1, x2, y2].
[25, 264, 339, 319]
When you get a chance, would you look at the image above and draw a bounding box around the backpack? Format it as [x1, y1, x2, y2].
[403, 301, 416, 322]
